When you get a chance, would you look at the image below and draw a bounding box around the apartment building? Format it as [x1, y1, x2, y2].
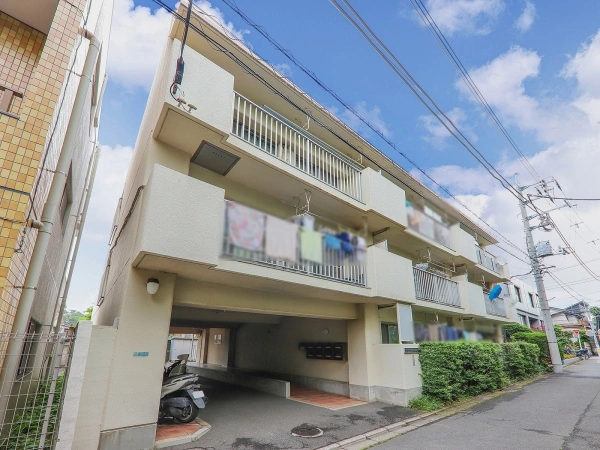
[0, 0, 113, 444]
[75, 5, 511, 448]
[502, 279, 543, 329]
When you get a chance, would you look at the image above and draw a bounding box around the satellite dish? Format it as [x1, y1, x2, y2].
[489, 285, 502, 301]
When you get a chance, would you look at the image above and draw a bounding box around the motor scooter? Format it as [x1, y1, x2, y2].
[164, 354, 189, 380]
[576, 348, 590, 360]
[159, 373, 207, 423]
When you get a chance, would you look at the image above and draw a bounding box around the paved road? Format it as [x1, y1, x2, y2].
[176, 377, 417, 450]
[375, 358, 600, 450]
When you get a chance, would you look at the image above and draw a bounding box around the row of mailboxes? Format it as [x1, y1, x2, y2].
[298, 342, 347, 360]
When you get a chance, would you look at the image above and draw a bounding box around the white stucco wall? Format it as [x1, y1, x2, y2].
[361, 167, 407, 227]
[451, 224, 477, 264]
[206, 328, 229, 366]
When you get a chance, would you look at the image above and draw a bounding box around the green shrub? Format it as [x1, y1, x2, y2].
[502, 323, 532, 341]
[419, 341, 541, 404]
[511, 331, 564, 361]
[408, 395, 443, 411]
[5, 375, 64, 450]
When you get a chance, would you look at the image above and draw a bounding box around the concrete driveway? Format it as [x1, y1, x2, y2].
[373, 358, 600, 450]
[171, 377, 417, 450]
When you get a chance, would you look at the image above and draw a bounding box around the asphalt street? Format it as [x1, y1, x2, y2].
[374, 357, 600, 450]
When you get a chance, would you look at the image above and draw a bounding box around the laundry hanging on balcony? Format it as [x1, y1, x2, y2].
[489, 284, 502, 301]
[300, 228, 323, 264]
[226, 202, 265, 252]
[265, 215, 299, 261]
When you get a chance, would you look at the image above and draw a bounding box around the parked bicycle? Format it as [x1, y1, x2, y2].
[576, 348, 590, 360]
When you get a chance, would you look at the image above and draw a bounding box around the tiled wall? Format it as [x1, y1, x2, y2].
[0, 1, 87, 341]
[0, 13, 45, 116]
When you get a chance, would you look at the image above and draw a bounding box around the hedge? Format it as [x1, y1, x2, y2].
[419, 341, 541, 403]
[511, 331, 564, 361]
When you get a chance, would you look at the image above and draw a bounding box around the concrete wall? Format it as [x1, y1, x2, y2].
[451, 224, 477, 264]
[454, 274, 487, 317]
[361, 167, 407, 227]
[206, 328, 229, 366]
[368, 246, 416, 303]
[371, 344, 422, 405]
[234, 317, 349, 383]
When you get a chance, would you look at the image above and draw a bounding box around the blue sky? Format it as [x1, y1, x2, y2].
[68, 0, 600, 312]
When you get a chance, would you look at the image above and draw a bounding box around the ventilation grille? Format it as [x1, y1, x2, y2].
[191, 141, 240, 175]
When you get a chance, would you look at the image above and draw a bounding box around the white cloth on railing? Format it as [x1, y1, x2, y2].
[300, 229, 323, 264]
[265, 215, 299, 261]
[226, 202, 265, 252]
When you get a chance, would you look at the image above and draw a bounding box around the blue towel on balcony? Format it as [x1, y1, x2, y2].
[341, 240, 354, 256]
[337, 231, 351, 243]
[324, 234, 341, 251]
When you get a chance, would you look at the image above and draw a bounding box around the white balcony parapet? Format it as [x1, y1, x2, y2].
[476, 246, 500, 273]
[483, 290, 507, 317]
[413, 267, 461, 307]
[222, 202, 366, 286]
[406, 201, 453, 250]
[232, 92, 363, 201]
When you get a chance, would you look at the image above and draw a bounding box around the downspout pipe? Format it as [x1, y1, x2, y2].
[53, 145, 101, 333]
[0, 29, 101, 419]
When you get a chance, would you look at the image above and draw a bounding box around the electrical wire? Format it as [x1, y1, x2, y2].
[218, 0, 531, 261]
[531, 195, 600, 201]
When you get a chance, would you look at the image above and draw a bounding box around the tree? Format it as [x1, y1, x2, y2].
[62, 309, 84, 325]
[82, 306, 93, 321]
[590, 306, 600, 318]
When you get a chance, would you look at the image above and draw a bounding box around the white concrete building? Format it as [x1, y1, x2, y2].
[68, 5, 515, 449]
[502, 279, 543, 329]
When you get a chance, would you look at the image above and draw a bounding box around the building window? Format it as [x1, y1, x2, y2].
[518, 314, 527, 326]
[17, 321, 39, 378]
[529, 293, 535, 308]
[515, 286, 522, 303]
[381, 323, 399, 344]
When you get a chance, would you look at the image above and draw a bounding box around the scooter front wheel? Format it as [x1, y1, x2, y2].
[175, 402, 199, 423]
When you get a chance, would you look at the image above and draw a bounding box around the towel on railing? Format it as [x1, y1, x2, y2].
[341, 240, 354, 256]
[300, 229, 323, 264]
[226, 202, 265, 252]
[265, 215, 299, 261]
[324, 234, 341, 251]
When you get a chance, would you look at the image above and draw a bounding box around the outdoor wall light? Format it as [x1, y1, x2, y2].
[147, 278, 160, 295]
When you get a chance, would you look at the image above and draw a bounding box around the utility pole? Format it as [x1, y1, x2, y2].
[516, 177, 563, 374]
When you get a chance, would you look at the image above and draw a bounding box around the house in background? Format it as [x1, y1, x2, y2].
[500, 279, 543, 329]
[551, 301, 598, 351]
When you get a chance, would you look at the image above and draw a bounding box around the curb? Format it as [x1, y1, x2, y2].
[315, 374, 547, 450]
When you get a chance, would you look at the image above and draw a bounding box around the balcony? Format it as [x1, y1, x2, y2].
[476, 246, 500, 273]
[406, 202, 453, 250]
[413, 267, 461, 308]
[222, 201, 366, 286]
[483, 290, 507, 317]
[232, 92, 363, 201]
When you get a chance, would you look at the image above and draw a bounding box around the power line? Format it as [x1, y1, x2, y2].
[531, 195, 600, 201]
[190, 0, 533, 262]
[408, 0, 542, 182]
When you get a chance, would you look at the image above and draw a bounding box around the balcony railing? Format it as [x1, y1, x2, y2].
[476, 246, 500, 273]
[232, 92, 363, 201]
[483, 290, 507, 317]
[406, 202, 453, 250]
[222, 202, 366, 286]
[413, 267, 461, 307]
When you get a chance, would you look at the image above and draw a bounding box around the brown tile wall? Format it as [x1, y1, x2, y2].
[0, 1, 87, 339]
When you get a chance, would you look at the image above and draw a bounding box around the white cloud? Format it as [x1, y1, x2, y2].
[107, 0, 248, 91]
[273, 63, 292, 79]
[419, 107, 477, 149]
[422, 30, 600, 306]
[422, 0, 505, 36]
[514, 1, 536, 32]
[331, 101, 392, 138]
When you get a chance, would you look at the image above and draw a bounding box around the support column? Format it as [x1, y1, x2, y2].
[98, 269, 176, 450]
[347, 304, 380, 401]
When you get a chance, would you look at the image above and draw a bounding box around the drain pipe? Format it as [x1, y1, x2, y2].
[52, 144, 101, 333]
[0, 29, 101, 417]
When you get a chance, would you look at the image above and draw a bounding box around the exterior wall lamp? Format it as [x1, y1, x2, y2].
[147, 278, 160, 295]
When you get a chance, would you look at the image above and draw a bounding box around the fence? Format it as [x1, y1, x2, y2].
[222, 203, 366, 286]
[232, 92, 363, 201]
[475, 246, 500, 273]
[406, 203, 453, 249]
[0, 331, 74, 450]
[413, 267, 461, 307]
[483, 291, 507, 317]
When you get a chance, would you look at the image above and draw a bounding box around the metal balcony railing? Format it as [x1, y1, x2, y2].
[476, 246, 500, 273]
[406, 202, 453, 250]
[413, 267, 461, 307]
[483, 290, 507, 317]
[222, 202, 366, 286]
[232, 92, 363, 201]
